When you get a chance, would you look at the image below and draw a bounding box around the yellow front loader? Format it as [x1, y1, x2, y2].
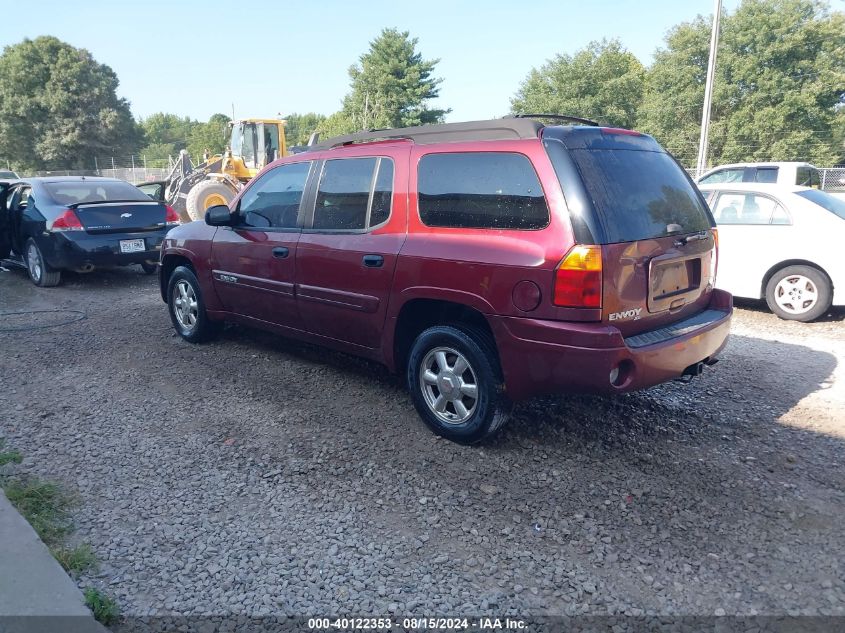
[163, 118, 287, 221]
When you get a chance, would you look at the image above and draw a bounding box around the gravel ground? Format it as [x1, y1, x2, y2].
[0, 265, 843, 621]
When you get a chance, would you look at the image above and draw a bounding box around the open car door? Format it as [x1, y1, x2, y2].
[0, 182, 14, 259]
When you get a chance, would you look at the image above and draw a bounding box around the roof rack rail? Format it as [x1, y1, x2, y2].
[508, 113, 600, 127]
[304, 118, 545, 152]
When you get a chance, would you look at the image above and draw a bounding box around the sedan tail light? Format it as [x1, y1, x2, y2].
[165, 205, 181, 225]
[553, 245, 603, 308]
[51, 209, 83, 231]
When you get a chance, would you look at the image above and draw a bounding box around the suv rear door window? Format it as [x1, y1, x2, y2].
[563, 148, 712, 242]
[418, 152, 549, 230]
[313, 157, 394, 231]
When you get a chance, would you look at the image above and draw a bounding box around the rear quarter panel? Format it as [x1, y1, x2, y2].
[391, 139, 585, 321]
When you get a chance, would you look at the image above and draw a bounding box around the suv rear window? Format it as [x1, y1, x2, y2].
[418, 152, 549, 230]
[44, 181, 150, 205]
[555, 147, 712, 243]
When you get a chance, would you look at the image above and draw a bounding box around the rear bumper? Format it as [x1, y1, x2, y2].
[490, 289, 733, 400]
[38, 231, 166, 270]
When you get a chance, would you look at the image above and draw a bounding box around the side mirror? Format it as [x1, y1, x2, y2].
[205, 204, 234, 226]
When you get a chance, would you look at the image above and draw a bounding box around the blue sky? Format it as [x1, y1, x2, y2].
[1, 0, 745, 123]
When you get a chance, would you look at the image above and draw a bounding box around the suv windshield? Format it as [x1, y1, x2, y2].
[45, 181, 151, 205]
[796, 189, 845, 220]
[546, 139, 713, 243]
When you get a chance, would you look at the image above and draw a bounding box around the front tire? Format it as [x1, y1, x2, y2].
[167, 265, 221, 342]
[25, 238, 61, 287]
[407, 325, 512, 444]
[185, 180, 235, 222]
[765, 265, 831, 322]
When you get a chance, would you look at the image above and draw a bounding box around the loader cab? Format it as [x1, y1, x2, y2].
[228, 120, 286, 172]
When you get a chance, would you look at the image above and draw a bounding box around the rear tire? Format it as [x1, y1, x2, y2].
[140, 262, 157, 275]
[185, 180, 235, 222]
[167, 265, 221, 342]
[25, 238, 61, 287]
[407, 324, 512, 444]
[765, 265, 831, 322]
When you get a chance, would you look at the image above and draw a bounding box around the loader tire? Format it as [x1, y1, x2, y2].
[186, 180, 235, 222]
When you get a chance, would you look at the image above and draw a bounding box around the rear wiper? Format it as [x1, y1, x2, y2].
[674, 230, 709, 246]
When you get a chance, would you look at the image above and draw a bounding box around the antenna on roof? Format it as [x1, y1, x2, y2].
[508, 113, 600, 127]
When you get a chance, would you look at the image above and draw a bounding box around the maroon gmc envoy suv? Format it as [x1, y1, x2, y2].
[159, 117, 732, 443]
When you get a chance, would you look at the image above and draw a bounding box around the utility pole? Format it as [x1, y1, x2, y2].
[696, 0, 722, 178]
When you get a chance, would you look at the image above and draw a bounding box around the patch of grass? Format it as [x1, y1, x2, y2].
[0, 439, 23, 466]
[1, 477, 74, 546]
[52, 544, 98, 574]
[84, 587, 119, 626]
[0, 445, 100, 577]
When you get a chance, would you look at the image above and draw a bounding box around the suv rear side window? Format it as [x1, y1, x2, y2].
[418, 152, 549, 230]
[563, 149, 712, 243]
[313, 157, 394, 231]
[797, 166, 821, 188]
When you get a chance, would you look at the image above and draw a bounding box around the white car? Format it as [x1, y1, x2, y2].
[699, 183, 845, 322]
[697, 162, 820, 188]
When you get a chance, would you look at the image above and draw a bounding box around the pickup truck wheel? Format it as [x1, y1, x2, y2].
[765, 265, 831, 322]
[140, 262, 157, 275]
[167, 266, 220, 342]
[407, 325, 511, 444]
[25, 238, 61, 287]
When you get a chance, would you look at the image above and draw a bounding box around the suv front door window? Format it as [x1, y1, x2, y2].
[211, 161, 312, 328]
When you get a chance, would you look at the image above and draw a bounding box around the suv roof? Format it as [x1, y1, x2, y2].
[304, 116, 606, 151]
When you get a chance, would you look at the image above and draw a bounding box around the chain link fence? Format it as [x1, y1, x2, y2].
[22, 155, 177, 184]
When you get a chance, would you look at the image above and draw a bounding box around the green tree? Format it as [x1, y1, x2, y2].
[0, 36, 140, 171]
[140, 113, 196, 153]
[640, 0, 845, 167]
[327, 28, 448, 137]
[511, 39, 645, 128]
[283, 112, 327, 147]
[187, 113, 231, 159]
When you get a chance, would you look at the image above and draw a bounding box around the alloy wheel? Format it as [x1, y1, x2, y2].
[419, 346, 479, 424]
[27, 243, 42, 283]
[173, 280, 199, 331]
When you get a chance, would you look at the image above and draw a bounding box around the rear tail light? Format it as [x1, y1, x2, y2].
[553, 245, 603, 308]
[51, 209, 83, 231]
[165, 205, 181, 225]
[710, 227, 719, 282]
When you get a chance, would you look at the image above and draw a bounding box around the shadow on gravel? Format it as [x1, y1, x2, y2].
[497, 333, 839, 453]
[1, 263, 153, 292]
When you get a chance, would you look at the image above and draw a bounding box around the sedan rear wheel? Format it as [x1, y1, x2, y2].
[765, 265, 831, 322]
[25, 238, 61, 287]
